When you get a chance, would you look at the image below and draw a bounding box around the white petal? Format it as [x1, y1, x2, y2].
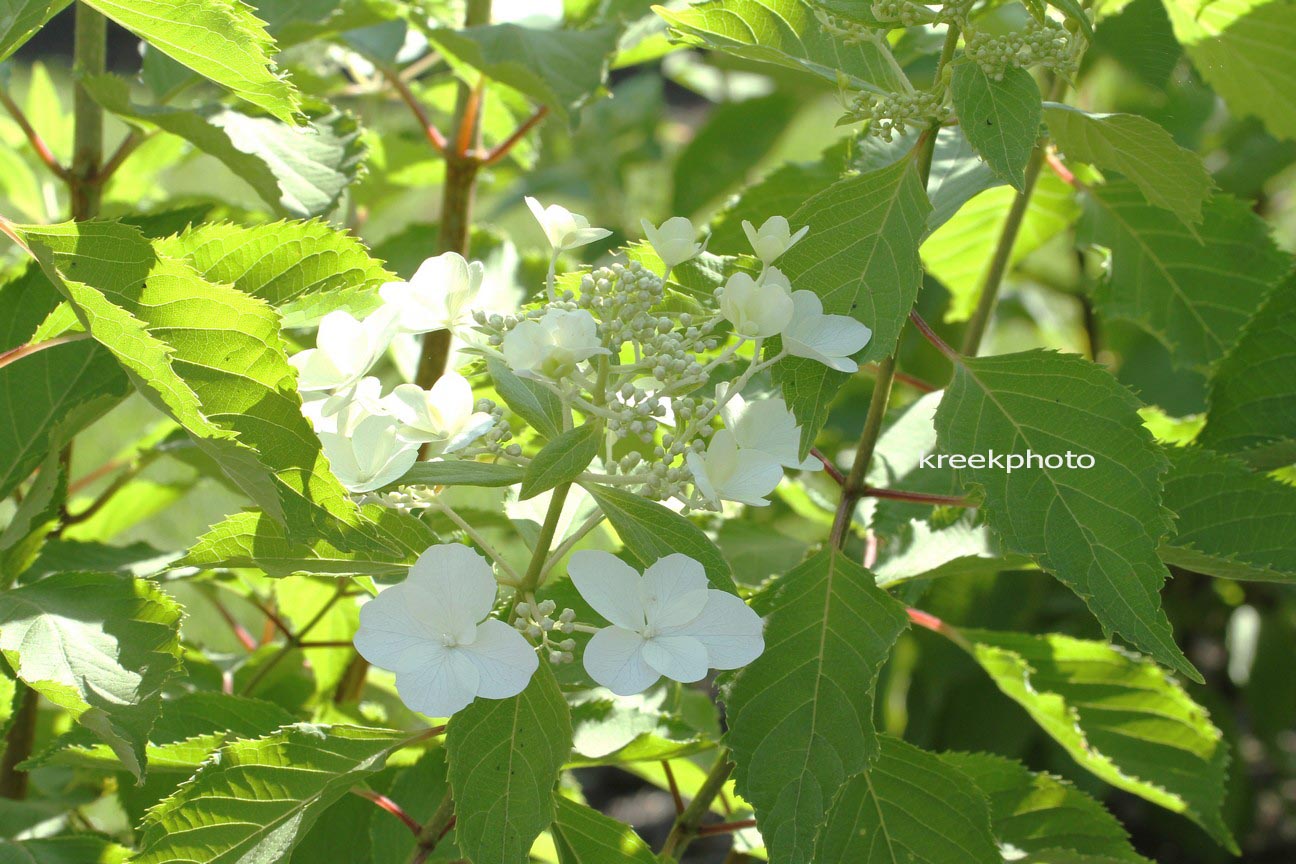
[717, 449, 783, 507]
[568, 550, 646, 630]
[407, 544, 499, 639]
[640, 553, 710, 630]
[353, 446, 417, 493]
[641, 634, 709, 683]
[809, 314, 872, 358]
[583, 626, 660, 696]
[394, 648, 480, 717]
[461, 619, 539, 699]
[354, 586, 438, 672]
[666, 589, 765, 670]
[501, 319, 548, 374]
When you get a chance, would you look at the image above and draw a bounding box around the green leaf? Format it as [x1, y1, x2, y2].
[1162, 0, 1296, 140]
[923, 172, 1078, 321]
[776, 158, 931, 454]
[934, 350, 1197, 681]
[84, 75, 362, 218]
[427, 23, 621, 122]
[551, 797, 658, 864]
[489, 358, 565, 441]
[960, 628, 1235, 851]
[1159, 446, 1296, 583]
[446, 663, 572, 864]
[1044, 103, 1212, 224]
[945, 752, 1152, 863]
[157, 219, 392, 308]
[1198, 276, 1296, 468]
[387, 460, 527, 490]
[0, 1, 69, 64]
[816, 736, 1000, 863]
[0, 264, 62, 351]
[0, 454, 65, 581]
[0, 837, 129, 864]
[0, 572, 182, 780]
[951, 63, 1042, 192]
[520, 424, 601, 499]
[0, 337, 128, 501]
[29, 691, 295, 773]
[181, 504, 433, 577]
[1080, 181, 1290, 371]
[584, 483, 737, 594]
[568, 688, 712, 765]
[15, 219, 379, 552]
[655, 0, 910, 93]
[132, 724, 409, 864]
[78, 0, 302, 124]
[725, 548, 909, 864]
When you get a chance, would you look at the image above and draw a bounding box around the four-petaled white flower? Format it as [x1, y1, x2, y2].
[501, 308, 610, 379]
[641, 217, 704, 270]
[686, 429, 783, 508]
[379, 252, 484, 334]
[319, 413, 419, 493]
[354, 544, 538, 717]
[718, 387, 820, 472]
[383, 372, 493, 453]
[290, 309, 397, 392]
[569, 551, 764, 696]
[717, 270, 794, 339]
[783, 291, 873, 373]
[526, 196, 612, 252]
[742, 215, 809, 265]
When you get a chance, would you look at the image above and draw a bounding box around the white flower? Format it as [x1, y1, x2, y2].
[685, 429, 783, 508]
[383, 372, 493, 453]
[718, 270, 794, 339]
[379, 252, 484, 334]
[742, 215, 809, 265]
[641, 217, 704, 269]
[290, 309, 397, 392]
[718, 387, 820, 472]
[501, 308, 610, 379]
[353, 544, 538, 716]
[569, 551, 764, 696]
[319, 413, 419, 493]
[525, 196, 612, 252]
[783, 291, 873, 373]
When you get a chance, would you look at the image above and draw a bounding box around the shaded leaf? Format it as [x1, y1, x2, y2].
[952, 63, 1042, 192]
[0, 0, 69, 62]
[520, 424, 601, 499]
[551, 797, 658, 864]
[0, 837, 129, 864]
[489, 358, 565, 441]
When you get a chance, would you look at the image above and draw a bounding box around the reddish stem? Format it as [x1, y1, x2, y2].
[455, 78, 484, 158]
[297, 639, 356, 648]
[94, 132, 144, 184]
[0, 89, 69, 180]
[886, 366, 938, 393]
[209, 594, 258, 652]
[860, 485, 969, 507]
[384, 68, 448, 153]
[1045, 150, 1078, 188]
[697, 818, 757, 837]
[0, 334, 90, 371]
[247, 595, 296, 641]
[352, 788, 421, 836]
[662, 760, 685, 815]
[863, 530, 879, 569]
[480, 106, 549, 166]
[908, 311, 960, 362]
[811, 447, 847, 486]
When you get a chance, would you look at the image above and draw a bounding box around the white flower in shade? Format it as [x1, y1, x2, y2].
[501, 308, 610, 379]
[569, 551, 764, 696]
[641, 217, 704, 269]
[718, 387, 820, 472]
[319, 413, 419, 493]
[685, 429, 783, 508]
[717, 270, 794, 339]
[742, 215, 809, 265]
[353, 544, 538, 717]
[291, 309, 397, 392]
[379, 252, 484, 334]
[525, 197, 612, 252]
[383, 372, 493, 453]
[783, 291, 873, 373]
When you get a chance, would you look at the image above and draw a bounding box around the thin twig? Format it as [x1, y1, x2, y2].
[0, 88, 69, 179]
[206, 589, 258, 652]
[662, 760, 685, 815]
[454, 77, 484, 158]
[480, 106, 549, 165]
[811, 448, 847, 486]
[697, 818, 757, 837]
[352, 788, 422, 836]
[908, 310, 959, 362]
[382, 67, 448, 153]
[860, 485, 969, 507]
[0, 334, 90, 371]
[659, 753, 734, 862]
[93, 131, 146, 184]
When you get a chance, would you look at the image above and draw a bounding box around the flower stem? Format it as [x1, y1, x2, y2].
[659, 752, 734, 862]
[518, 482, 571, 593]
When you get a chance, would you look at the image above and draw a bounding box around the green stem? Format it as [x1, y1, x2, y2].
[408, 790, 456, 864]
[0, 685, 37, 799]
[70, 4, 106, 221]
[659, 753, 735, 862]
[518, 482, 571, 593]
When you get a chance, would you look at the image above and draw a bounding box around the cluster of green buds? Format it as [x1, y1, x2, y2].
[512, 597, 578, 665]
[963, 3, 1082, 80]
[846, 88, 952, 141]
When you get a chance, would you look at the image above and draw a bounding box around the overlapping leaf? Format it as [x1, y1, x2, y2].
[446, 663, 572, 864]
[132, 724, 409, 864]
[1044, 103, 1212, 223]
[1199, 276, 1296, 468]
[815, 736, 1000, 863]
[952, 64, 1042, 191]
[961, 628, 1235, 851]
[725, 548, 909, 864]
[0, 572, 182, 780]
[0, 0, 68, 62]
[1080, 181, 1290, 372]
[1159, 446, 1296, 582]
[79, 0, 302, 124]
[0, 836, 129, 864]
[934, 350, 1197, 680]
[15, 219, 381, 552]
[776, 158, 931, 453]
[550, 797, 658, 864]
